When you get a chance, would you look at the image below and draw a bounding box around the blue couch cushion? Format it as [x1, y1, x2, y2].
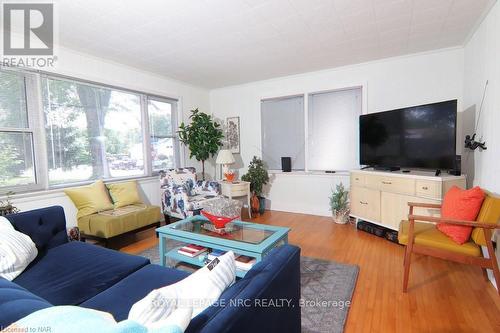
[0, 278, 52, 328]
[80, 264, 189, 321]
[186, 244, 301, 333]
[6, 206, 68, 257]
[13, 241, 149, 306]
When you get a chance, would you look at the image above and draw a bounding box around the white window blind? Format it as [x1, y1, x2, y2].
[308, 87, 362, 171]
[261, 96, 305, 170]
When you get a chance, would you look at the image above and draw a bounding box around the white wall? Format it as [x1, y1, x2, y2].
[464, 0, 500, 289]
[210, 48, 464, 216]
[6, 46, 212, 226]
[464, 1, 500, 194]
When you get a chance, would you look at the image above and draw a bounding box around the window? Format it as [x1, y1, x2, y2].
[148, 97, 179, 172]
[0, 71, 36, 188]
[0, 68, 179, 192]
[308, 87, 362, 170]
[261, 96, 305, 170]
[261, 87, 362, 172]
[42, 77, 144, 185]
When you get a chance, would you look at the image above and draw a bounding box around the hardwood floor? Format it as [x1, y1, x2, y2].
[118, 210, 500, 333]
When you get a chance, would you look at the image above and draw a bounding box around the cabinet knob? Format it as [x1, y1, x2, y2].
[422, 186, 429, 190]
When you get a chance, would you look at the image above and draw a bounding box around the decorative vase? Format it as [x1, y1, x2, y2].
[258, 196, 266, 215]
[224, 171, 236, 182]
[333, 211, 349, 224]
[251, 194, 260, 215]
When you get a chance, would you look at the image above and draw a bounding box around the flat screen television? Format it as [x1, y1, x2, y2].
[360, 100, 457, 170]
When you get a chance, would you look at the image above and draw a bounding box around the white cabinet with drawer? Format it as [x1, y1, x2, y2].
[350, 187, 381, 222]
[350, 170, 466, 230]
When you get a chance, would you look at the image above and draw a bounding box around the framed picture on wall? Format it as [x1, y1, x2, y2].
[226, 116, 240, 154]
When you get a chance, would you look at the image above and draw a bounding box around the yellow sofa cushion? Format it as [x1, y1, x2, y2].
[78, 204, 161, 239]
[471, 194, 500, 246]
[64, 180, 114, 219]
[398, 220, 481, 257]
[107, 181, 143, 208]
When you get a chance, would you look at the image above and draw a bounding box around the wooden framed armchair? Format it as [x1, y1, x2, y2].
[398, 194, 500, 294]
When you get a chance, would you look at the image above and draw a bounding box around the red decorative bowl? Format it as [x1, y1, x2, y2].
[201, 210, 238, 229]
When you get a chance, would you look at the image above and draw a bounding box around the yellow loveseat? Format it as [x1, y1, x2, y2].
[65, 180, 161, 247]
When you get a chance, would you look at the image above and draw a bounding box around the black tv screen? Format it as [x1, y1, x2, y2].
[360, 100, 457, 170]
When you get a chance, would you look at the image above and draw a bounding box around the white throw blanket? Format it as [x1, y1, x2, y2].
[0, 216, 38, 281]
[129, 251, 236, 327]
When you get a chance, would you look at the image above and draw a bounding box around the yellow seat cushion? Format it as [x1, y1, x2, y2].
[398, 220, 481, 257]
[107, 181, 143, 208]
[471, 194, 500, 246]
[78, 204, 161, 239]
[64, 180, 114, 219]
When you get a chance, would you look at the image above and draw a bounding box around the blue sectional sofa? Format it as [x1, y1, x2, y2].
[0, 206, 301, 332]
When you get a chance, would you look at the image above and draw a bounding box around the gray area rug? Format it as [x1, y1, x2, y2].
[137, 246, 359, 333]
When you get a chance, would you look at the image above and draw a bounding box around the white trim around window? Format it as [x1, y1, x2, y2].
[0, 67, 180, 193]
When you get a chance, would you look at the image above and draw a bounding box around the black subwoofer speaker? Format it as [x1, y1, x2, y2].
[281, 157, 291, 172]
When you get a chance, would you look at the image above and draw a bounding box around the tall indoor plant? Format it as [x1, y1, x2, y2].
[241, 156, 269, 215]
[329, 183, 349, 224]
[178, 108, 224, 180]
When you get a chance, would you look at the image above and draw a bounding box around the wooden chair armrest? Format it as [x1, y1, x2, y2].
[408, 214, 500, 229]
[407, 202, 442, 209]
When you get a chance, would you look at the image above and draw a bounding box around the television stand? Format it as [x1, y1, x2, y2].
[349, 169, 466, 230]
[373, 166, 400, 172]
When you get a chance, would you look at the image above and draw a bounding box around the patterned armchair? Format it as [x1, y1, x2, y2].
[160, 167, 221, 220]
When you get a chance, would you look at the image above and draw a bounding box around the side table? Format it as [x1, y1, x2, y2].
[220, 181, 252, 218]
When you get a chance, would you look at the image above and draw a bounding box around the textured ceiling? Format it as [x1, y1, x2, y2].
[47, 0, 496, 88]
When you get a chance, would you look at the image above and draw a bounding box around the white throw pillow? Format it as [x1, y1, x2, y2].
[0, 216, 38, 281]
[129, 251, 236, 327]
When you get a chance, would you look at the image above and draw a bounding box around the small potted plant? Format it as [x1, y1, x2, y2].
[0, 191, 20, 216]
[329, 183, 349, 224]
[241, 156, 269, 215]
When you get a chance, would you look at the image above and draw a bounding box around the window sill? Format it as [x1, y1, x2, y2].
[268, 170, 350, 177]
[0, 176, 159, 202]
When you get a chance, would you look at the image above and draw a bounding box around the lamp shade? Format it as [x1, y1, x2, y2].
[216, 149, 235, 164]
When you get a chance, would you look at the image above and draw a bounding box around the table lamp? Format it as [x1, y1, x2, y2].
[216, 149, 235, 181]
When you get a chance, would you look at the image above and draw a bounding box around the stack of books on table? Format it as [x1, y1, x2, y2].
[235, 255, 256, 271]
[207, 249, 226, 261]
[207, 250, 256, 271]
[177, 244, 208, 258]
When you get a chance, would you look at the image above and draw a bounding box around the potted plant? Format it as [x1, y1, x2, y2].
[241, 156, 269, 215]
[329, 183, 349, 224]
[0, 191, 19, 216]
[178, 108, 224, 180]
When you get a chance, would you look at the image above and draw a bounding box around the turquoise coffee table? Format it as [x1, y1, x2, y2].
[156, 215, 290, 278]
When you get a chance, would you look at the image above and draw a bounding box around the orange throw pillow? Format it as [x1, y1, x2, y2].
[437, 186, 485, 244]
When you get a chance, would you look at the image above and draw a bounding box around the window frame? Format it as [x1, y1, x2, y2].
[260, 85, 365, 173]
[146, 95, 180, 175]
[260, 94, 306, 171]
[0, 69, 44, 193]
[307, 86, 363, 172]
[0, 67, 180, 193]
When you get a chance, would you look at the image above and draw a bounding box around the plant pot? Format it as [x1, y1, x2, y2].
[251, 194, 260, 215]
[0, 205, 17, 217]
[332, 211, 349, 224]
[258, 196, 266, 215]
